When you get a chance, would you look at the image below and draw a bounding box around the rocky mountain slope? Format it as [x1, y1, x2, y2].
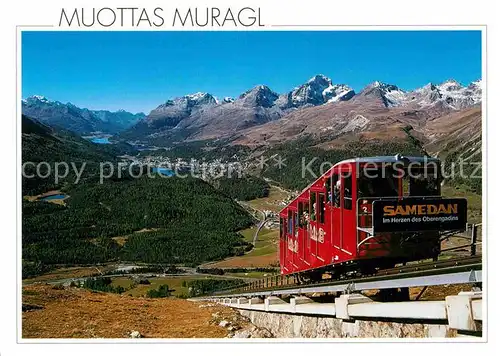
[422, 106, 482, 192]
[22, 95, 145, 134]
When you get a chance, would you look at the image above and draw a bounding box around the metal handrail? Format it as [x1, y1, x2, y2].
[441, 223, 481, 256]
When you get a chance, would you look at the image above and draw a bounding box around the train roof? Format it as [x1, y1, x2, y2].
[334, 155, 440, 166]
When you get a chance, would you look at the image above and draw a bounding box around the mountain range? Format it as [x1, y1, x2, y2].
[22, 95, 145, 134]
[22, 74, 482, 169]
[114, 75, 481, 144]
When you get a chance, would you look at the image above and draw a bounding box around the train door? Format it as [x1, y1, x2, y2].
[316, 189, 327, 263]
[287, 206, 298, 271]
[297, 198, 309, 268]
[341, 170, 355, 255]
[308, 190, 318, 265]
[279, 216, 286, 273]
[331, 172, 341, 253]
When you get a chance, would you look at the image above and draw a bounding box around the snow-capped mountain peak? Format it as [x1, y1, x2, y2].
[283, 74, 355, 108]
[367, 81, 402, 92]
[157, 92, 217, 110]
[406, 79, 481, 110]
[239, 85, 279, 108]
[359, 81, 406, 107]
[438, 79, 463, 93]
[184, 92, 217, 105]
[187, 92, 208, 100]
[26, 95, 51, 103]
[307, 74, 330, 84]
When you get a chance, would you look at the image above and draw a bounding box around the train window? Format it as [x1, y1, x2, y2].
[358, 166, 398, 198]
[293, 211, 299, 237]
[343, 176, 352, 210]
[409, 165, 441, 196]
[310, 192, 317, 221]
[319, 193, 326, 223]
[325, 176, 332, 205]
[280, 218, 284, 239]
[288, 210, 293, 235]
[298, 201, 304, 227]
[333, 174, 340, 208]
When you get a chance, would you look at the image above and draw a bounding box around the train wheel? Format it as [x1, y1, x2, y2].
[297, 274, 306, 285]
[306, 271, 324, 283]
[297, 271, 323, 284]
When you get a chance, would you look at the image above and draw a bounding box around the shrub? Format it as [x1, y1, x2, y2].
[146, 284, 170, 298]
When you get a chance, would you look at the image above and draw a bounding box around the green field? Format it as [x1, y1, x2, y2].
[110, 276, 205, 297]
[442, 185, 482, 224]
[245, 185, 290, 213]
[224, 271, 273, 278]
[239, 227, 278, 257]
[202, 227, 279, 268]
[109, 275, 249, 298]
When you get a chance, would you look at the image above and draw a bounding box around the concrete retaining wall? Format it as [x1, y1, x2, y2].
[238, 309, 464, 338]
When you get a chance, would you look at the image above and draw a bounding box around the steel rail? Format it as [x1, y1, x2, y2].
[201, 256, 482, 299]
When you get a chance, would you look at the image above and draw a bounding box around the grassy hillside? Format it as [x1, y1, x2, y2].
[22, 115, 137, 195]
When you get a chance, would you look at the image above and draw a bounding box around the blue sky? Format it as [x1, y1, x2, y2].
[22, 31, 481, 114]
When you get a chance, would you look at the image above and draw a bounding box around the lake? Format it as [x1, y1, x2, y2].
[90, 137, 111, 144]
[40, 194, 67, 201]
[82, 134, 112, 144]
[152, 167, 174, 177]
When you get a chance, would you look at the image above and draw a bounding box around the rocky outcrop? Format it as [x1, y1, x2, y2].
[232, 325, 273, 338]
[354, 81, 406, 108]
[276, 75, 354, 109]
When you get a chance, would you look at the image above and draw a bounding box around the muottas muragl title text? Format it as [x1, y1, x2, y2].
[59, 7, 264, 27]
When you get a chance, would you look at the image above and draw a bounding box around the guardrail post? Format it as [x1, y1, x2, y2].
[335, 294, 372, 320]
[445, 291, 482, 331]
[471, 224, 477, 256]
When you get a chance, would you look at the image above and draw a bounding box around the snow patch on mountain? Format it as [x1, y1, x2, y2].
[406, 79, 482, 110]
[324, 84, 355, 103]
[31, 95, 50, 103]
[239, 85, 279, 108]
[340, 114, 370, 133]
[372, 81, 406, 107]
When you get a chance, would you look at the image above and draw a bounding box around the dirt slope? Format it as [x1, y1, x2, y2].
[22, 284, 249, 339]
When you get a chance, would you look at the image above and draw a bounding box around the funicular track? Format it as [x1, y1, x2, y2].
[201, 255, 482, 299]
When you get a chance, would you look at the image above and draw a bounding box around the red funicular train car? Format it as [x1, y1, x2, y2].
[279, 155, 467, 281]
